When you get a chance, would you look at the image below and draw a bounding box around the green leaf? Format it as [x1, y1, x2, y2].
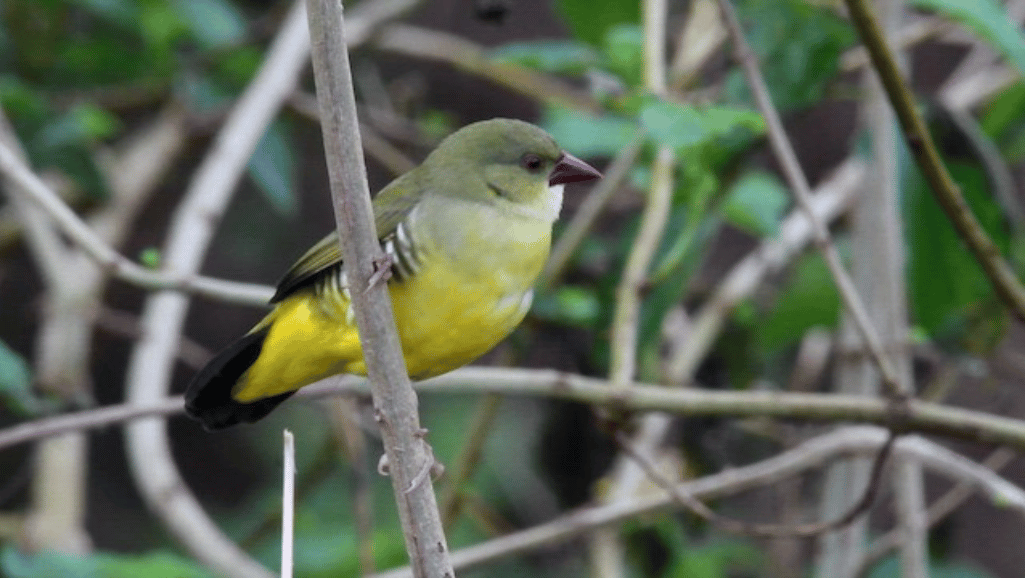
[757, 252, 841, 351]
[490, 40, 600, 74]
[2, 547, 97, 578]
[602, 24, 644, 88]
[248, 119, 297, 217]
[67, 0, 140, 30]
[912, 0, 1025, 78]
[172, 0, 246, 49]
[541, 107, 637, 158]
[721, 171, 789, 236]
[724, 0, 854, 110]
[905, 161, 1010, 338]
[532, 285, 601, 327]
[555, 0, 640, 46]
[0, 340, 38, 416]
[33, 104, 121, 150]
[138, 247, 161, 268]
[639, 100, 765, 151]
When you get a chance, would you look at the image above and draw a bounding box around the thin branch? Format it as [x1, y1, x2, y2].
[0, 142, 273, 306]
[854, 447, 1018, 577]
[614, 429, 896, 537]
[718, 0, 904, 400]
[281, 430, 296, 578]
[10, 367, 1025, 464]
[843, 0, 1025, 323]
[375, 24, 601, 113]
[608, 146, 676, 389]
[306, 1, 453, 577]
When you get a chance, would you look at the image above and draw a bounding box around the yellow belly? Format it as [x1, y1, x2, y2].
[232, 232, 548, 402]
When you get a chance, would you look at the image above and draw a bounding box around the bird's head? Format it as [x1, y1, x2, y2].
[421, 118, 602, 222]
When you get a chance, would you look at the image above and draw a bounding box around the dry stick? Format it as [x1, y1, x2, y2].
[305, 1, 453, 577]
[595, 0, 675, 575]
[12, 368, 1025, 450]
[371, 427, 1025, 578]
[842, 0, 1025, 322]
[282, 430, 296, 578]
[615, 429, 897, 537]
[608, 147, 676, 389]
[717, 0, 904, 400]
[853, 447, 1018, 578]
[537, 133, 645, 293]
[0, 142, 274, 306]
[374, 24, 600, 114]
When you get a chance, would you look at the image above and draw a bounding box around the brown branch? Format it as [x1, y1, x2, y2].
[614, 429, 897, 537]
[843, 0, 1025, 323]
[9, 367, 1025, 456]
[305, 1, 453, 576]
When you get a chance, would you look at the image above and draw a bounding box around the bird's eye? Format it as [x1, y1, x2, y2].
[520, 153, 543, 172]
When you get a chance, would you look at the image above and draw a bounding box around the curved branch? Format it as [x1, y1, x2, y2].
[0, 143, 274, 306]
[370, 427, 1025, 577]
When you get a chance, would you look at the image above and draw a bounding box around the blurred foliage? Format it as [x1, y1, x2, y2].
[1, 547, 213, 578]
[867, 556, 997, 578]
[0, 339, 40, 415]
[3, 0, 1025, 576]
[912, 0, 1025, 77]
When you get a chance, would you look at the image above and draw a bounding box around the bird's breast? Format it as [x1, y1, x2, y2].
[388, 205, 552, 379]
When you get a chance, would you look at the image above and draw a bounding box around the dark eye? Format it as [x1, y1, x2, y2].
[520, 153, 543, 172]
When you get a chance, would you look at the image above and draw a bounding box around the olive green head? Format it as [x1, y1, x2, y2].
[418, 118, 601, 221]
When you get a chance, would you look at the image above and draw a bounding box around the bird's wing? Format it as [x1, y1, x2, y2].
[270, 173, 423, 303]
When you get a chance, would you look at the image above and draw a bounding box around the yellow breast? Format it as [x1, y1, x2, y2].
[232, 210, 552, 402]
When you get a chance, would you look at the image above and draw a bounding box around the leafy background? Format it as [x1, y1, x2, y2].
[1, 0, 1024, 577]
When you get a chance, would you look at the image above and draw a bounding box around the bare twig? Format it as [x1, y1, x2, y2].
[718, 0, 905, 399]
[608, 146, 676, 389]
[282, 430, 296, 578]
[372, 427, 1025, 577]
[11, 368, 1025, 450]
[0, 143, 274, 306]
[854, 448, 1018, 577]
[375, 25, 600, 113]
[843, 0, 1025, 323]
[306, 1, 453, 576]
[615, 429, 896, 537]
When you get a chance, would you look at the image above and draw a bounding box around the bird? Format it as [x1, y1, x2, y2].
[184, 118, 602, 430]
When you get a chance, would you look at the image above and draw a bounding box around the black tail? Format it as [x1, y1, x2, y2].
[184, 329, 295, 431]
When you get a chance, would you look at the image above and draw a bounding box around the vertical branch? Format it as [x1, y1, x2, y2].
[305, 1, 453, 577]
[593, 1, 676, 577]
[1, 112, 93, 555]
[819, 0, 928, 571]
[282, 430, 296, 578]
[861, 2, 927, 575]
